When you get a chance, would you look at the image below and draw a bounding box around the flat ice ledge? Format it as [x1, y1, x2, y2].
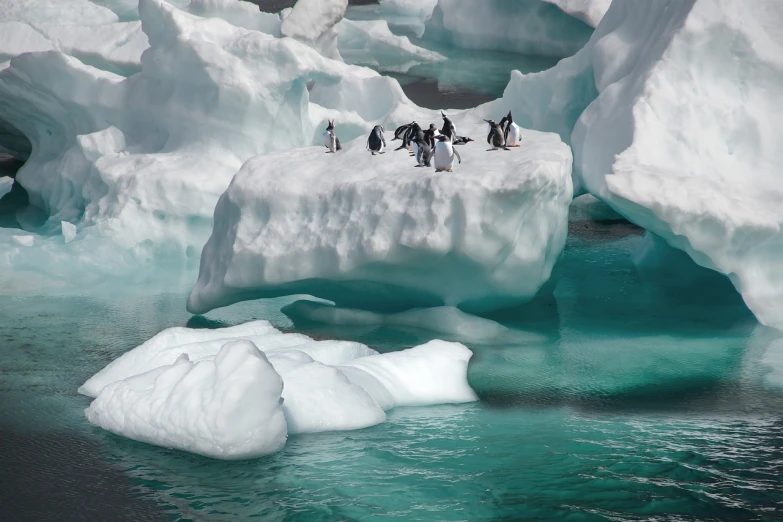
[187, 124, 573, 315]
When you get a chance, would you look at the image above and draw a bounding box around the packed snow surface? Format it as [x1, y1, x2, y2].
[424, 0, 594, 57]
[187, 123, 573, 315]
[81, 321, 477, 458]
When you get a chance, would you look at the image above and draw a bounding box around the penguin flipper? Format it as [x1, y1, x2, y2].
[336, 137, 342, 151]
[453, 148, 462, 164]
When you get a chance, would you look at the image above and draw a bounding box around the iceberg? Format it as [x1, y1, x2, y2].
[85, 340, 289, 460]
[570, 0, 783, 328]
[0, 0, 420, 290]
[336, 18, 446, 72]
[474, 0, 783, 328]
[187, 123, 573, 315]
[374, 0, 439, 38]
[423, 0, 595, 58]
[81, 320, 477, 458]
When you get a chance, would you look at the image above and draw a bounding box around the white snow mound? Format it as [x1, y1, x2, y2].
[187, 123, 573, 315]
[85, 340, 288, 460]
[81, 320, 477, 457]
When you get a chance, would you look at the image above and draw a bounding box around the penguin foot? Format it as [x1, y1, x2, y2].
[435, 169, 443, 172]
[509, 144, 521, 147]
[446, 169, 453, 172]
[503, 147, 511, 151]
[414, 164, 423, 167]
[379, 152, 385, 154]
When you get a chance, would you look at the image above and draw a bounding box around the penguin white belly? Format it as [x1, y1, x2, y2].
[323, 131, 335, 152]
[507, 122, 521, 146]
[412, 141, 419, 161]
[434, 141, 454, 171]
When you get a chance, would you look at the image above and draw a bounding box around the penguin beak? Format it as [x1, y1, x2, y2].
[483, 119, 491, 123]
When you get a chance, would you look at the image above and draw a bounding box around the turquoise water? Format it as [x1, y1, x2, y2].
[2, 216, 782, 521]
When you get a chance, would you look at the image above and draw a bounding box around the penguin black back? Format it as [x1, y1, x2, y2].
[367, 125, 386, 155]
[440, 111, 456, 139]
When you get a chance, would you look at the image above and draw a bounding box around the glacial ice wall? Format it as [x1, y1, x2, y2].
[187, 124, 573, 315]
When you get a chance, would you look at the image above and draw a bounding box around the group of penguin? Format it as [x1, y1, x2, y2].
[322, 111, 522, 173]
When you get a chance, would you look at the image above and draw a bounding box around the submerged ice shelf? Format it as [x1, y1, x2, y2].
[80, 320, 477, 459]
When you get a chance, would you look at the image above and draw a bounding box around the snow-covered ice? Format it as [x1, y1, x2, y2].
[336, 18, 446, 72]
[474, 0, 783, 328]
[424, 0, 595, 58]
[85, 340, 289, 460]
[187, 123, 573, 315]
[81, 321, 477, 458]
[0, 0, 424, 291]
[571, 0, 783, 328]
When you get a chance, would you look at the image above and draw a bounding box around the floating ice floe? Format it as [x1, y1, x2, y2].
[423, 0, 595, 58]
[81, 320, 477, 459]
[187, 123, 573, 315]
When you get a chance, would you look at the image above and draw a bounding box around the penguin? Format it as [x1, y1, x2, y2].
[366, 125, 386, 155]
[409, 122, 432, 167]
[440, 111, 457, 141]
[424, 123, 439, 149]
[484, 119, 510, 151]
[393, 122, 417, 154]
[323, 120, 342, 153]
[392, 123, 410, 142]
[452, 136, 474, 145]
[501, 111, 521, 147]
[434, 134, 462, 172]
